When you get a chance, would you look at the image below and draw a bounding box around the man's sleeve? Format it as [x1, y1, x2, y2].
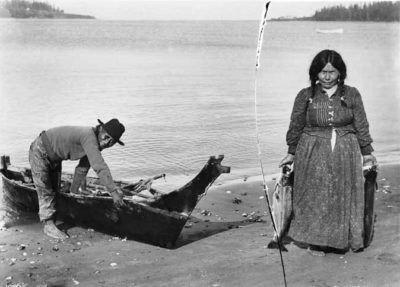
[81, 134, 117, 192]
[70, 156, 90, 193]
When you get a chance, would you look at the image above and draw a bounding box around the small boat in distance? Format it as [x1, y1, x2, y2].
[316, 28, 344, 34]
[0, 155, 230, 247]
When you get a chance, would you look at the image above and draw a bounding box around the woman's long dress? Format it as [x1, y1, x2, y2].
[285, 84, 373, 250]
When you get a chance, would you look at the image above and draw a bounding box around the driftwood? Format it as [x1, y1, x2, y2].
[1, 155, 230, 247]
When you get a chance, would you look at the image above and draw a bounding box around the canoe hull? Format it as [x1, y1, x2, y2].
[57, 193, 187, 247]
[1, 172, 187, 247]
[1, 171, 39, 215]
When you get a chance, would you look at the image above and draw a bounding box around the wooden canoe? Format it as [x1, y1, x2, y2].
[0, 155, 230, 247]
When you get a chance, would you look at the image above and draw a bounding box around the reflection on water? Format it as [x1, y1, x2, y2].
[0, 20, 399, 189]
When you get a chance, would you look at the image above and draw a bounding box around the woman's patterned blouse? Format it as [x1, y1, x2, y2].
[286, 84, 374, 155]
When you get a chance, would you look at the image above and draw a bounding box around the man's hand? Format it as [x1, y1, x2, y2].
[279, 153, 294, 167]
[111, 189, 125, 208]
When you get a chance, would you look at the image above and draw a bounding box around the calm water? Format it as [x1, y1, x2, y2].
[0, 20, 399, 190]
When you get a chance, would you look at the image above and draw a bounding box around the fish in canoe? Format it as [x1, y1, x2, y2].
[0, 155, 230, 247]
[267, 165, 294, 251]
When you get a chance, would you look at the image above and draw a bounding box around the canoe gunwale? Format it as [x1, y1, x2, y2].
[0, 170, 189, 220]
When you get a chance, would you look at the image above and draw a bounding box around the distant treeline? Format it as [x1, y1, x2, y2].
[0, 0, 94, 19]
[273, 1, 400, 22]
[311, 1, 399, 21]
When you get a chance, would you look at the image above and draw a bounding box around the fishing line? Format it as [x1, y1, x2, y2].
[254, 2, 288, 287]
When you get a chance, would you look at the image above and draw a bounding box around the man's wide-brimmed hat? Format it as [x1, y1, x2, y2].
[97, 118, 125, 146]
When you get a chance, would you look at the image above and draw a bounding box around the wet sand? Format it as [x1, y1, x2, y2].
[1, 164, 399, 287]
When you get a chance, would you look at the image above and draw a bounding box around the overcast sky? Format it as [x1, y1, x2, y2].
[48, 0, 376, 20]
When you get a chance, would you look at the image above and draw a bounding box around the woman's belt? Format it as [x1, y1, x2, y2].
[303, 125, 355, 138]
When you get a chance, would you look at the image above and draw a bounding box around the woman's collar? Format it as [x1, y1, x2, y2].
[320, 84, 338, 97]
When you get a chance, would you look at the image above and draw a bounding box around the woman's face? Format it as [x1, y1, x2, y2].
[318, 62, 340, 89]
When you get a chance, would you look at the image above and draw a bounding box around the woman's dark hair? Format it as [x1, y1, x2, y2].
[309, 49, 347, 96]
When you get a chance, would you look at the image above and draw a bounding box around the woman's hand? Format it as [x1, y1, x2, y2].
[279, 153, 294, 167]
[363, 154, 378, 167]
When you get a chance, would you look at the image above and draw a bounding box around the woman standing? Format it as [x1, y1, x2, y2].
[279, 49, 377, 255]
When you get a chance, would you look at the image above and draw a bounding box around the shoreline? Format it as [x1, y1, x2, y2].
[1, 164, 399, 286]
[214, 162, 399, 190]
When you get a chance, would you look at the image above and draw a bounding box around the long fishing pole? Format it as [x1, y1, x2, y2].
[254, 2, 288, 287]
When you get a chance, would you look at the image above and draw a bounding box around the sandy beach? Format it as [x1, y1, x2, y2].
[0, 164, 399, 287]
